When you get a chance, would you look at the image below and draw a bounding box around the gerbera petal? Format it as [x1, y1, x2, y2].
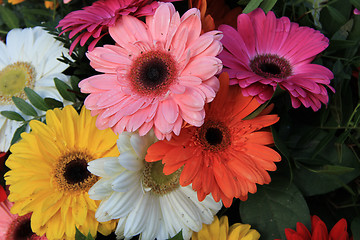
[5, 106, 118, 239]
[219, 8, 333, 111]
[89, 131, 221, 239]
[80, 3, 221, 139]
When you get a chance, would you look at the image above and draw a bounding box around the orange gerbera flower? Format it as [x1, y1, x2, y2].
[146, 73, 281, 207]
[189, 0, 242, 32]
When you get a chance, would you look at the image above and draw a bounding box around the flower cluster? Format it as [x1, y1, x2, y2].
[0, 0, 358, 239]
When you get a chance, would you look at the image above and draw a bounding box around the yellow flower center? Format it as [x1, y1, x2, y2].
[142, 161, 182, 195]
[53, 150, 99, 193]
[0, 62, 35, 104]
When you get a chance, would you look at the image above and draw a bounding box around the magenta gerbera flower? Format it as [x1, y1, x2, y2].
[219, 8, 334, 111]
[79, 2, 223, 140]
[57, 0, 178, 54]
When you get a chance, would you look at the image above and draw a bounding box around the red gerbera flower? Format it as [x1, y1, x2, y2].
[281, 215, 351, 240]
[0, 186, 6, 202]
[57, 0, 179, 54]
[145, 73, 281, 207]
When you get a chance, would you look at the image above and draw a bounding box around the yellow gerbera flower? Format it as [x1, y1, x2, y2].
[5, 105, 119, 240]
[192, 215, 260, 240]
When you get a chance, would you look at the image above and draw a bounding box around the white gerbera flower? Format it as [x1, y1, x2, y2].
[0, 27, 72, 152]
[88, 131, 222, 240]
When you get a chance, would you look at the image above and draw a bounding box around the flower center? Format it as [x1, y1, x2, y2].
[250, 54, 292, 80]
[197, 120, 231, 152]
[54, 150, 98, 192]
[129, 50, 177, 97]
[6, 214, 35, 240]
[142, 161, 182, 195]
[0, 62, 36, 104]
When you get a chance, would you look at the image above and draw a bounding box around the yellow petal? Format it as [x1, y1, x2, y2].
[72, 193, 88, 225]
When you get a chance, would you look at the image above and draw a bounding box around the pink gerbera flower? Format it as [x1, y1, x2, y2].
[57, 0, 179, 54]
[0, 199, 47, 240]
[219, 8, 334, 111]
[79, 2, 223, 140]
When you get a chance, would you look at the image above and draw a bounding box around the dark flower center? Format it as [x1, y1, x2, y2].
[198, 120, 231, 152]
[129, 50, 177, 97]
[260, 63, 281, 75]
[205, 127, 223, 146]
[6, 214, 36, 240]
[250, 54, 292, 79]
[13, 218, 32, 240]
[54, 150, 99, 192]
[143, 60, 167, 87]
[64, 158, 91, 185]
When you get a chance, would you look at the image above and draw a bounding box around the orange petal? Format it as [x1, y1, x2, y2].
[179, 157, 201, 186]
[213, 160, 236, 199]
[246, 131, 275, 145]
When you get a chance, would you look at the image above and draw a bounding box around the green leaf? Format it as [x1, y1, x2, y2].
[327, 6, 347, 24]
[306, 164, 354, 174]
[293, 143, 360, 196]
[44, 98, 64, 109]
[271, 126, 290, 160]
[12, 97, 38, 117]
[24, 87, 49, 111]
[351, 217, 360, 240]
[1, 111, 25, 121]
[54, 78, 76, 102]
[21, 8, 52, 17]
[70, 76, 81, 93]
[168, 230, 183, 240]
[242, 0, 263, 13]
[0, 6, 20, 29]
[260, 0, 278, 13]
[320, 1, 351, 35]
[350, 0, 360, 10]
[10, 124, 27, 146]
[75, 228, 94, 240]
[239, 176, 311, 239]
[311, 131, 335, 159]
[75, 228, 86, 240]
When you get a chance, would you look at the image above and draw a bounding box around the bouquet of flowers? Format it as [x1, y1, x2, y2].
[0, 0, 359, 239]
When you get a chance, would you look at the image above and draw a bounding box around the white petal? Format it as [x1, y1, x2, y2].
[118, 151, 143, 171]
[180, 186, 222, 224]
[88, 157, 119, 177]
[130, 134, 146, 158]
[117, 132, 132, 152]
[124, 193, 151, 238]
[108, 185, 143, 219]
[166, 189, 202, 231]
[88, 178, 113, 200]
[111, 171, 141, 192]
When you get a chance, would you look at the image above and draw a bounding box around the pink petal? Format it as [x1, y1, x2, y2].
[182, 56, 222, 80]
[109, 15, 152, 47]
[160, 98, 179, 124]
